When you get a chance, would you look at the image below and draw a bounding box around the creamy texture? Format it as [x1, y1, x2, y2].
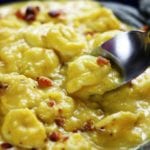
[0, 1, 149, 150]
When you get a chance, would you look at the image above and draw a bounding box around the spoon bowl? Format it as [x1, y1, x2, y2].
[96, 30, 150, 84]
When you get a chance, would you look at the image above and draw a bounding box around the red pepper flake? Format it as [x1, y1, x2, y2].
[49, 131, 62, 142]
[55, 117, 65, 127]
[48, 10, 62, 18]
[37, 76, 53, 88]
[48, 100, 56, 107]
[1, 143, 13, 149]
[97, 56, 110, 66]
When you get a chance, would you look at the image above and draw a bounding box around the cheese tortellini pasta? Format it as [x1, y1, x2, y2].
[65, 55, 120, 99]
[0, 1, 149, 150]
[2, 109, 46, 148]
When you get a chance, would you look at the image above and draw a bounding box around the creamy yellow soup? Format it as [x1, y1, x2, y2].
[0, 1, 149, 150]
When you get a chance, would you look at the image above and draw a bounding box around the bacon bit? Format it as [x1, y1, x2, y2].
[72, 129, 78, 133]
[55, 117, 65, 127]
[48, 100, 56, 107]
[15, 6, 40, 22]
[140, 25, 150, 32]
[80, 120, 94, 132]
[26, 6, 39, 15]
[1, 143, 13, 149]
[0, 83, 8, 90]
[49, 131, 62, 142]
[58, 108, 63, 115]
[15, 10, 24, 19]
[37, 76, 53, 88]
[26, 6, 40, 16]
[31, 148, 37, 150]
[48, 10, 62, 18]
[24, 14, 35, 22]
[62, 136, 69, 142]
[97, 56, 110, 66]
[84, 31, 95, 36]
[24, 6, 40, 22]
[127, 81, 133, 87]
[97, 126, 106, 132]
[109, 133, 113, 136]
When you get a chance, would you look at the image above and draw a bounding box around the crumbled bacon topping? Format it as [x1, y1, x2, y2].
[49, 131, 62, 142]
[0, 143, 13, 149]
[80, 120, 95, 132]
[24, 6, 40, 21]
[48, 10, 63, 18]
[48, 100, 56, 107]
[84, 31, 96, 36]
[62, 136, 69, 142]
[0, 83, 8, 90]
[15, 6, 40, 22]
[97, 56, 110, 66]
[37, 76, 53, 88]
[127, 81, 133, 87]
[140, 25, 150, 32]
[55, 117, 65, 127]
[15, 10, 24, 19]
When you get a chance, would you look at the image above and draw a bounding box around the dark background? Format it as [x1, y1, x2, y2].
[0, 0, 139, 7]
[102, 0, 139, 7]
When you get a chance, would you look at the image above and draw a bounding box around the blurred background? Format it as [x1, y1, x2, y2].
[0, 0, 149, 28]
[0, 0, 141, 7]
[102, 0, 139, 7]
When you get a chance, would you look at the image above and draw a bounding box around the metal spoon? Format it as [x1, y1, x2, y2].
[92, 30, 150, 85]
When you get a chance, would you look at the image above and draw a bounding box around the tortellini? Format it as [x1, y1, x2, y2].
[36, 88, 75, 123]
[75, 7, 122, 33]
[2, 109, 46, 148]
[18, 23, 86, 61]
[0, 16, 26, 29]
[0, 28, 17, 47]
[43, 24, 86, 61]
[92, 30, 122, 49]
[52, 133, 92, 150]
[0, 40, 59, 78]
[96, 112, 138, 135]
[132, 68, 150, 98]
[0, 73, 44, 114]
[19, 23, 52, 48]
[65, 55, 120, 99]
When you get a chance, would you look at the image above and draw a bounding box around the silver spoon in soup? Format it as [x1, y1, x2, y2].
[92, 30, 150, 88]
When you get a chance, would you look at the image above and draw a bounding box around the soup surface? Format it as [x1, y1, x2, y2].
[0, 1, 149, 150]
